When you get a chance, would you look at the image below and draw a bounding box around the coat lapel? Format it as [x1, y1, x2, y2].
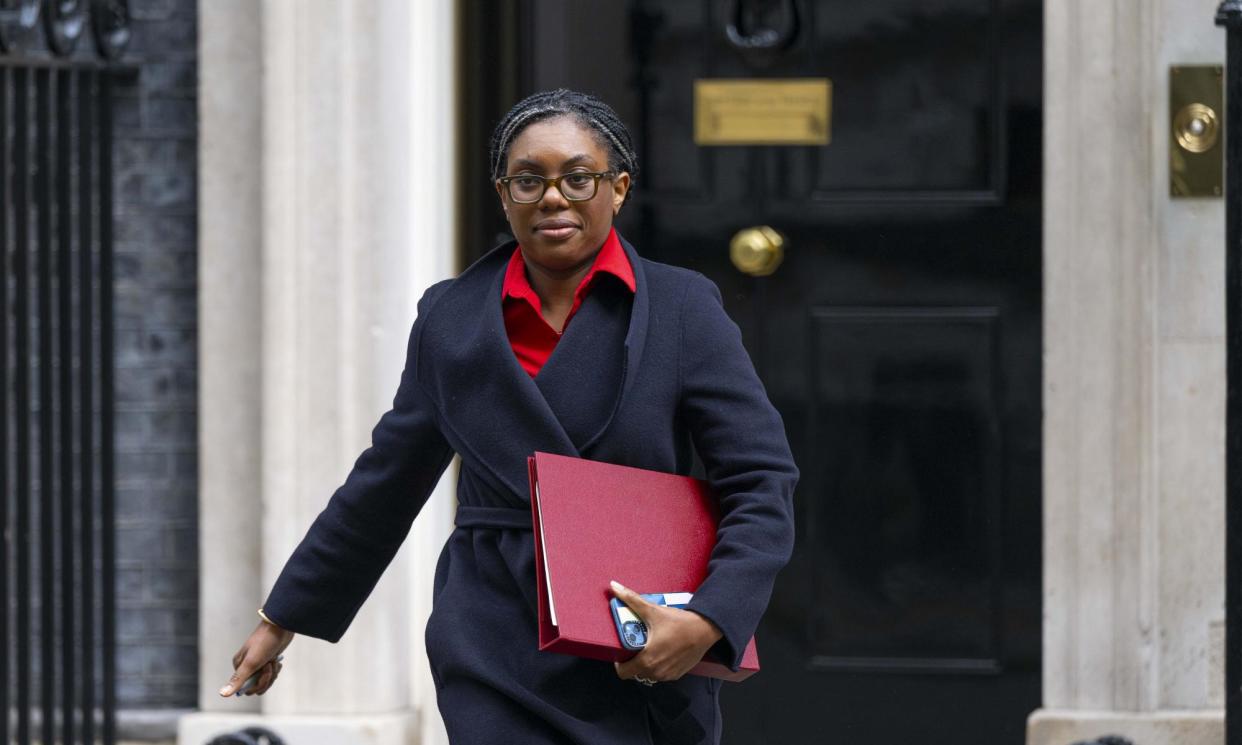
[417, 236, 650, 502]
[615, 235, 651, 427]
[533, 276, 628, 452]
[537, 234, 651, 454]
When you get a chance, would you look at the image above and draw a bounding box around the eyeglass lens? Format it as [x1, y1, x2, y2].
[508, 173, 601, 203]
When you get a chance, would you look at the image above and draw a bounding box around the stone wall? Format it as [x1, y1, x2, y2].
[1032, 0, 1226, 741]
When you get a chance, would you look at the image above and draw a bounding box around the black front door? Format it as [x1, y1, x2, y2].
[465, 1, 1043, 741]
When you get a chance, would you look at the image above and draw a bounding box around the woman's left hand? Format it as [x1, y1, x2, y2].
[610, 580, 723, 683]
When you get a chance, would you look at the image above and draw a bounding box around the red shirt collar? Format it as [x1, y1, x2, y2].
[501, 227, 636, 313]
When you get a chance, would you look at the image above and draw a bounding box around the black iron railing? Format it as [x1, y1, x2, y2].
[1219, 3, 1242, 745]
[1, 61, 126, 745]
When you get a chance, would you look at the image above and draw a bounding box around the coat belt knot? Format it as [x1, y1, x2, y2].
[454, 504, 533, 531]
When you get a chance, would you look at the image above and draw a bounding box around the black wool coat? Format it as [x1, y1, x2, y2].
[261, 234, 799, 744]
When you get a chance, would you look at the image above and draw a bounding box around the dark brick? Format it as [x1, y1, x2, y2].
[117, 484, 197, 520]
[114, 287, 196, 330]
[145, 96, 196, 135]
[118, 645, 147, 677]
[113, 296, 145, 330]
[113, 212, 195, 245]
[113, 93, 143, 131]
[116, 450, 171, 483]
[115, 329, 146, 365]
[171, 607, 198, 636]
[175, 250, 196, 282]
[115, 677, 142, 705]
[117, 169, 144, 205]
[117, 525, 166, 561]
[150, 679, 198, 706]
[117, 567, 144, 602]
[173, 365, 196, 393]
[143, 161, 194, 208]
[172, 138, 196, 165]
[164, 488, 198, 522]
[146, 409, 196, 443]
[129, 17, 196, 58]
[108, 0, 199, 711]
[120, 607, 180, 640]
[111, 248, 196, 289]
[148, 567, 195, 600]
[116, 483, 142, 512]
[147, 328, 198, 361]
[114, 366, 175, 403]
[114, 250, 142, 281]
[142, 61, 197, 94]
[116, 138, 176, 173]
[115, 409, 148, 447]
[130, 0, 178, 22]
[117, 677, 169, 706]
[113, 327, 193, 367]
[172, 450, 196, 480]
[164, 525, 197, 562]
[117, 485, 151, 516]
[143, 641, 197, 673]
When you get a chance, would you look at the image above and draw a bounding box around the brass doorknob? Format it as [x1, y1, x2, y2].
[729, 226, 785, 277]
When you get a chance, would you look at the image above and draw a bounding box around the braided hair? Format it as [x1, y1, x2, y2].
[489, 89, 639, 203]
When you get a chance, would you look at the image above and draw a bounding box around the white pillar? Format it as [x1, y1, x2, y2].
[257, 0, 419, 718]
[194, 0, 264, 719]
[403, 0, 460, 743]
[185, 1, 458, 743]
[1032, 0, 1225, 742]
[1041, 0, 1159, 713]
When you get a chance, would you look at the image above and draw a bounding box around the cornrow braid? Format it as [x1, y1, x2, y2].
[489, 89, 639, 203]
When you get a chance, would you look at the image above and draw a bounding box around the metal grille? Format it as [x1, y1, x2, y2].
[1, 63, 120, 745]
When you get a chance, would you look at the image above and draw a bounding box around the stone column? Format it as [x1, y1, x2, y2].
[401, 0, 461, 742]
[1031, 0, 1225, 742]
[193, 0, 263, 721]
[184, 1, 458, 743]
[1040, 0, 1159, 714]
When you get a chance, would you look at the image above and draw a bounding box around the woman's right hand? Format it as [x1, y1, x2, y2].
[219, 619, 295, 697]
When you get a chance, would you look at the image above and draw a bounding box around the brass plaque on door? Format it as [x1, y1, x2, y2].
[1170, 65, 1222, 198]
[694, 79, 832, 146]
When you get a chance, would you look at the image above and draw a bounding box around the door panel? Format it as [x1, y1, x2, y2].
[808, 307, 1004, 670]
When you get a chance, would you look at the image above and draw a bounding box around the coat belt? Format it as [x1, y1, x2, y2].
[454, 504, 533, 531]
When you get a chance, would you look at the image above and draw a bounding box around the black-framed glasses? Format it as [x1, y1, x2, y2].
[497, 171, 614, 204]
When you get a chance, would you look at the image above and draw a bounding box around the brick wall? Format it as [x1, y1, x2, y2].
[0, 0, 199, 721]
[110, 0, 199, 709]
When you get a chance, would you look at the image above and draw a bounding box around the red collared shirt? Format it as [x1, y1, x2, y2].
[501, 226, 636, 378]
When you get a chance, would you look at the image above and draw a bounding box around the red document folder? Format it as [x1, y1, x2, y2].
[527, 450, 760, 682]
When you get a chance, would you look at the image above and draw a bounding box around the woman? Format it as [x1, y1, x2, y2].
[218, 89, 798, 744]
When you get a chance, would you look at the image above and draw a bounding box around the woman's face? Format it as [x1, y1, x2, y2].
[495, 116, 631, 275]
